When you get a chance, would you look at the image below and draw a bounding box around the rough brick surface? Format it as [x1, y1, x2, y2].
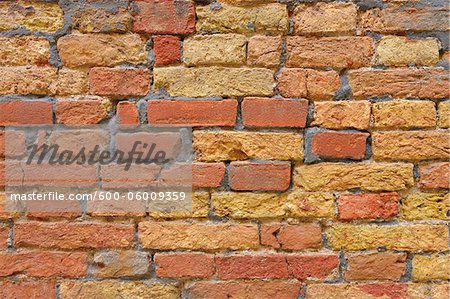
[345, 253, 407, 281]
[311, 131, 369, 160]
[312, 101, 371, 130]
[338, 192, 399, 220]
[0, 36, 50, 66]
[153, 35, 181, 66]
[229, 162, 291, 191]
[419, 162, 449, 189]
[90, 68, 150, 97]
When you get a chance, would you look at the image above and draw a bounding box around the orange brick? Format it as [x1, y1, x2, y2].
[0, 223, 7, 248]
[338, 193, 399, 220]
[56, 97, 110, 124]
[345, 252, 407, 281]
[229, 161, 291, 191]
[147, 100, 237, 127]
[287, 254, 339, 280]
[261, 223, 322, 250]
[0, 101, 53, 125]
[419, 162, 449, 189]
[216, 254, 289, 279]
[0, 281, 55, 299]
[311, 131, 369, 160]
[193, 162, 225, 188]
[155, 253, 214, 278]
[242, 98, 308, 128]
[90, 67, 150, 97]
[116, 101, 139, 125]
[153, 35, 181, 66]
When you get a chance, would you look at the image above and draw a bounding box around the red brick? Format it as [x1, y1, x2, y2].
[419, 162, 449, 189]
[277, 68, 307, 98]
[14, 222, 134, 249]
[90, 67, 150, 97]
[193, 162, 225, 188]
[133, 0, 195, 34]
[338, 192, 399, 220]
[311, 131, 369, 160]
[187, 281, 301, 299]
[148, 100, 237, 126]
[345, 252, 407, 281]
[155, 253, 214, 278]
[0, 130, 28, 159]
[0, 251, 87, 277]
[0, 281, 55, 299]
[216, 254, 289, 279]
[286, 254, 339, 280]
[261, 223, 322, 250]
[116, 101, 139, 125]
[229, 161, 291, 191]
[56, 98, 110, 124]
[153, 35, 181, 66]
[242, 98, 308, 128]
[0, 223, 7, 248]
[0, 101, 53, 125]
[286, 36, 374, 69]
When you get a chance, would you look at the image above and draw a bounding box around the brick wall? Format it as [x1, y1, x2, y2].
[0, 0, 449, 298]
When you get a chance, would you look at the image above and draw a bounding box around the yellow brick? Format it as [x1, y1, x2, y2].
[294, 2, 357, 35]
[431, 284, 450, 299]
[247, 35, 281, 68]
[0, 1, 63, 32]
[212, 192, 285, 219]
[373, 100, 437, 129]
[196, 4, 288, 34]
[286, 190, 335, 218]
[438, 101, 450, 128]
[295, 163, 413, 191]
[377, 36, 440, 66]
[413, 255, 450, 281]
[372, 131, 450, 161]
[401, 193, 450, 221]
[73, 6, 132, 33]
[60, 281, 180, 299]
[313, 101, 371, 130]
[154, 66, 274, 97]
[57, 34, 147, 68]
[149, 191, 209, 219]
[183, 34, 246, 66]
[0, 37, 50, 66]
[327, 224, 449, 252]
[193, 131, 303, 161]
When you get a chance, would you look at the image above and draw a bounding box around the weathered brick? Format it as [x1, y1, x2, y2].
[193, 131, 303, 161]
[154, 67, 274, 97]
[349, 68, 449, 99]
[294, 2, 357, 35]
[216, 254, 288, 279]
[0, 223, 7, 248]
[0, 281, 55, 299]
[139, 222, 259, 250]
[286, 36, 374, 69]
[56, 97, 111, 125]
[0, 67, 88, 95]
[419, 162, 449, 189]
[0, 36, 49, 66]
[196, 4, 288, 34]
[73, 3, 132, 33]
[149, 191, 210, 219]
[14, 222, 134, 249]
[0, 1, 63, 32]
[438, 101, 450, 128]
[0, 101, 53, 125]
[308, 283, 430, 298]
[148, 100, 237, 127]
[155, 253, 214, 278]
[212, 192, 285, 219]
[377, 36, 440, 66]
[287, 254, 339, 280]
[193, 163, 225, 188]
[184, 34, 246, 66]
[91, 251, 150, 278]
[431, 284, 450, 299]
[242, 98, 308, 128]
[360, 4, 449, 33]
[90, 68, 150, 97]
[261, 223, 322, 250]
[401, 193, 449, 221]
[372, 131, 450, 161]
[0, 251, 87, 277]
[117, 101, 139, 125]
[133, 0, 195, 34]
[295, 163, 414, 191]
[187, 281, 301, 299]
[60, 281, 180, 299]
[311, 131, 369, 160]
[327, 224, 449, 252]
[277, 68, 340, 100]
[338, 192, 399, 220]
[153, 35, 181, 66]
[58, 34, 147, 67]
[229, 162, 291, 191]
[286, 191, 335, 218]
[412, 255, 450, 281]
[373, 100, 437, 129]
[346, 253, 407, 281]
[313, 101, 371, 130]
[247, 35, 281, 68]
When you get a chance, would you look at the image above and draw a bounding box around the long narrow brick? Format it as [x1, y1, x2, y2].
[261, 223, 322, 250]
[312, 101, 371, 130]
[0, 101, 53, 125]
[338, 192, 399, 220]
[308, 283, 430, 298]
[0, 281, 55, 299]
[90, 68, 150, 97]
[345, 253, 407, 281]
[229, 162, 291, 191]
[0, 36, 50, 66]
[155, 253, 214, 278]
